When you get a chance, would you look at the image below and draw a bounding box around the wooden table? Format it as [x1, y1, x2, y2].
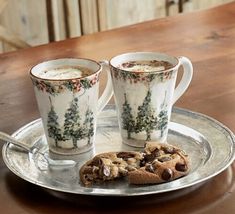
[0, 2, 235, 213]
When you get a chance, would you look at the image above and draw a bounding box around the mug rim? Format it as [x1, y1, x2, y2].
[109, 52, 179, 74]
[29, 57, 101, 81]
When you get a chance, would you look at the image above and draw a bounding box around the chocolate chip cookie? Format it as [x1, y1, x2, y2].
[79, 142, 190, 186]
[79, 151, 144, 186]
[128, 142, 190, 184]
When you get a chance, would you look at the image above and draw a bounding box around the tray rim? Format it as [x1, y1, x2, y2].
[2, 107, 235, 196]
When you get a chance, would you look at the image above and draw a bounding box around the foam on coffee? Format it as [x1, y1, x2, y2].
[119, 60, 173, 72]
[36, 65, 93, 80]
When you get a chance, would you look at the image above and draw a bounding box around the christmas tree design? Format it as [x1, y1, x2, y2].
[47, 97, 63, 147]
[83, 108, 94, 144]
[157, 110, 168, 137]
[135, 90, 158, 140]
[121, 93, 135, 139]
[157, 91, 168, 137]
[63, 97, 83, 148]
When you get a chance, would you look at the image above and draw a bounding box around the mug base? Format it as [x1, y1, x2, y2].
[122, 138, 146, 148]
[122, 138, 167, 148]
[48, 144, 94, 155]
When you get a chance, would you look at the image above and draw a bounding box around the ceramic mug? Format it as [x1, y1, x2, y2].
[30, 58, 113, 155]
[109, 52, 193, 147]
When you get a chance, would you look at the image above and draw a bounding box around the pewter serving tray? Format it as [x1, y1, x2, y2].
[2, 106, 235, 196]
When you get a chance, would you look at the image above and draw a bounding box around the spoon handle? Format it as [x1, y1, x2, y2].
[0, 131, 30, 151]
[0, 131, 77, 168]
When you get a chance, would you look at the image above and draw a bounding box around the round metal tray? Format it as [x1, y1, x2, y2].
[2, 106, 235, 196]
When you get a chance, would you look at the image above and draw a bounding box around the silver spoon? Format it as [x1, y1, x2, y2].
[0, 131, 77, 168]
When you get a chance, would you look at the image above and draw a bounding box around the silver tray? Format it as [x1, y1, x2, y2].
[2, 106, 235, 196]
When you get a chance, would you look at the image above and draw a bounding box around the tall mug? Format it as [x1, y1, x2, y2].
[30, 58, 113, 155]
[109, 52, 193, 147]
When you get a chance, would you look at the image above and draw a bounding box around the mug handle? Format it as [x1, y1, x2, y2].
[97, 60, 113, 113]
[172, 56, 193, 104]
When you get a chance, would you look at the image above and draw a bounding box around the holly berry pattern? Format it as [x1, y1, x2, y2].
[32, 74, 99, 96]
[111, 66, 173, 84]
